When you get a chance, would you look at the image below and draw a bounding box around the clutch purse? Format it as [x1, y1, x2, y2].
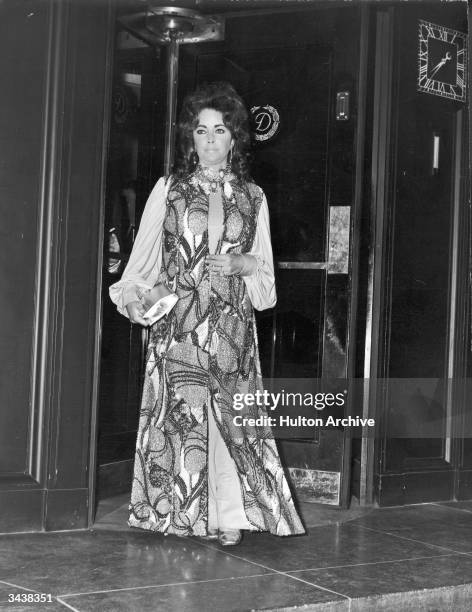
[140, 283, 178, 325]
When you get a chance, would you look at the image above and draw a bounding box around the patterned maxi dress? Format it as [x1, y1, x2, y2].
[110, 170, 305, 537]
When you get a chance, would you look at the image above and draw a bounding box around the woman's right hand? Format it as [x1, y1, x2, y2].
[125, 300, 150, 326]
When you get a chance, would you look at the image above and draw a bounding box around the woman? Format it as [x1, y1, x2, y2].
[110, 82, 304, 545]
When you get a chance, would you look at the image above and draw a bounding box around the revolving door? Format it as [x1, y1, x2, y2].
[98, 3, 365, 508]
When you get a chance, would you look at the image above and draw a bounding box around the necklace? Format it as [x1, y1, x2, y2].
[194, 164, 233, 193]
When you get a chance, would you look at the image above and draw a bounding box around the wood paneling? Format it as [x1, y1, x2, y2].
[0, 2, 49, 479]
[371, 4, 469, 506]
[377, 471, 454, 506]
[0, 0, 113, 532]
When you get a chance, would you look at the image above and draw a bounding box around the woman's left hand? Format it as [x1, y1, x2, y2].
[206, 254, 244, 276]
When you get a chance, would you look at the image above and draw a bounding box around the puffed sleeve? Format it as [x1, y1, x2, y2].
[241, 191, 277, 311]
[109, 176, 167, 318]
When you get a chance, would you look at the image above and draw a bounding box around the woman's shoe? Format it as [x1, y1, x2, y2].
[218, 529, 242, 546]
[201, 528, 219, 541]
[207, 528, 219, 540]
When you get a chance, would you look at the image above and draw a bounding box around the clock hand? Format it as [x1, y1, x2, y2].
[429, 52, 452, 79]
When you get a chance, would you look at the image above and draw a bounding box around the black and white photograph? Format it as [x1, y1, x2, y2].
[0, 0, 470, 610]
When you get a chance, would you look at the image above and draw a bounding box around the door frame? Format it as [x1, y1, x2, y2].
[87, 1, 472, 521]
[88, 3, 372, 519]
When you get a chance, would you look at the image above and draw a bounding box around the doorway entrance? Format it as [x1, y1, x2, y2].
[97, 4, 365, 513]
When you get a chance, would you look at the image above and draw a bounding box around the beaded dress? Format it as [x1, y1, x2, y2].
[110, 167, 304, 537]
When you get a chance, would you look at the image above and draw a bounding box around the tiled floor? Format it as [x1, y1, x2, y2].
[1, 498, 472, 611]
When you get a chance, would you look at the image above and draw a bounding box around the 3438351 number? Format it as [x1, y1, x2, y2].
[8, 593, 53, 603]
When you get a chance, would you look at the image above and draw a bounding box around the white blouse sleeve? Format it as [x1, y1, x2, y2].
[242, 191, 277, 311]
[109, 176, 167, 318]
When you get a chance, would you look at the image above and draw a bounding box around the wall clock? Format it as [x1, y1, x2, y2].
[418, 20, 467, 102]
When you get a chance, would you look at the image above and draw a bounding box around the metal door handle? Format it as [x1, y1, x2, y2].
[277, 262, 327, 269]
[277, 206, 351, 274]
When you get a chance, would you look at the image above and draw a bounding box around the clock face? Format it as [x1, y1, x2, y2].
[418, 20, 467, 102]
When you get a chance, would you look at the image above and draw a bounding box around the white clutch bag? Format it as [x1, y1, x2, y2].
[140, 283, 178, 325]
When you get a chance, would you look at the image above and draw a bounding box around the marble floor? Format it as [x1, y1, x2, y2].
[2, 497, 472, 611]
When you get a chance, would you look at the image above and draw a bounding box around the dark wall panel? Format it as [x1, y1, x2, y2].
[373, 3, 469, 505]
[0, 2, 49, 475]
[0, 0, 113, 531]
[51, 3, 113, 491]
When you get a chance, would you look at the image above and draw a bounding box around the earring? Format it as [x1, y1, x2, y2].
[190, 150, 199, 167]
[228, 147, 233, 166]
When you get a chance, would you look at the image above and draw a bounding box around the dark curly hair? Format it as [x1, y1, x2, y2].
[173, 81, 251, 181]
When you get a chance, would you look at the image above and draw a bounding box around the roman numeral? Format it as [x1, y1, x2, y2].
[438, 28, 448, 42]
[456, 74, 464, 88]
[419, 75, 433, 89]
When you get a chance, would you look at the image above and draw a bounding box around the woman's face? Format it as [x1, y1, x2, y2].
[192, 108, 233, 170]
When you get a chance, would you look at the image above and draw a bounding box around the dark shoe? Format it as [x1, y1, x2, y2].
[218, 529, 242, 546]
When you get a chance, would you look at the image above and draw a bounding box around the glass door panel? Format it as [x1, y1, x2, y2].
[98, 28, 164, 499]
[178, 7, 360, 506]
